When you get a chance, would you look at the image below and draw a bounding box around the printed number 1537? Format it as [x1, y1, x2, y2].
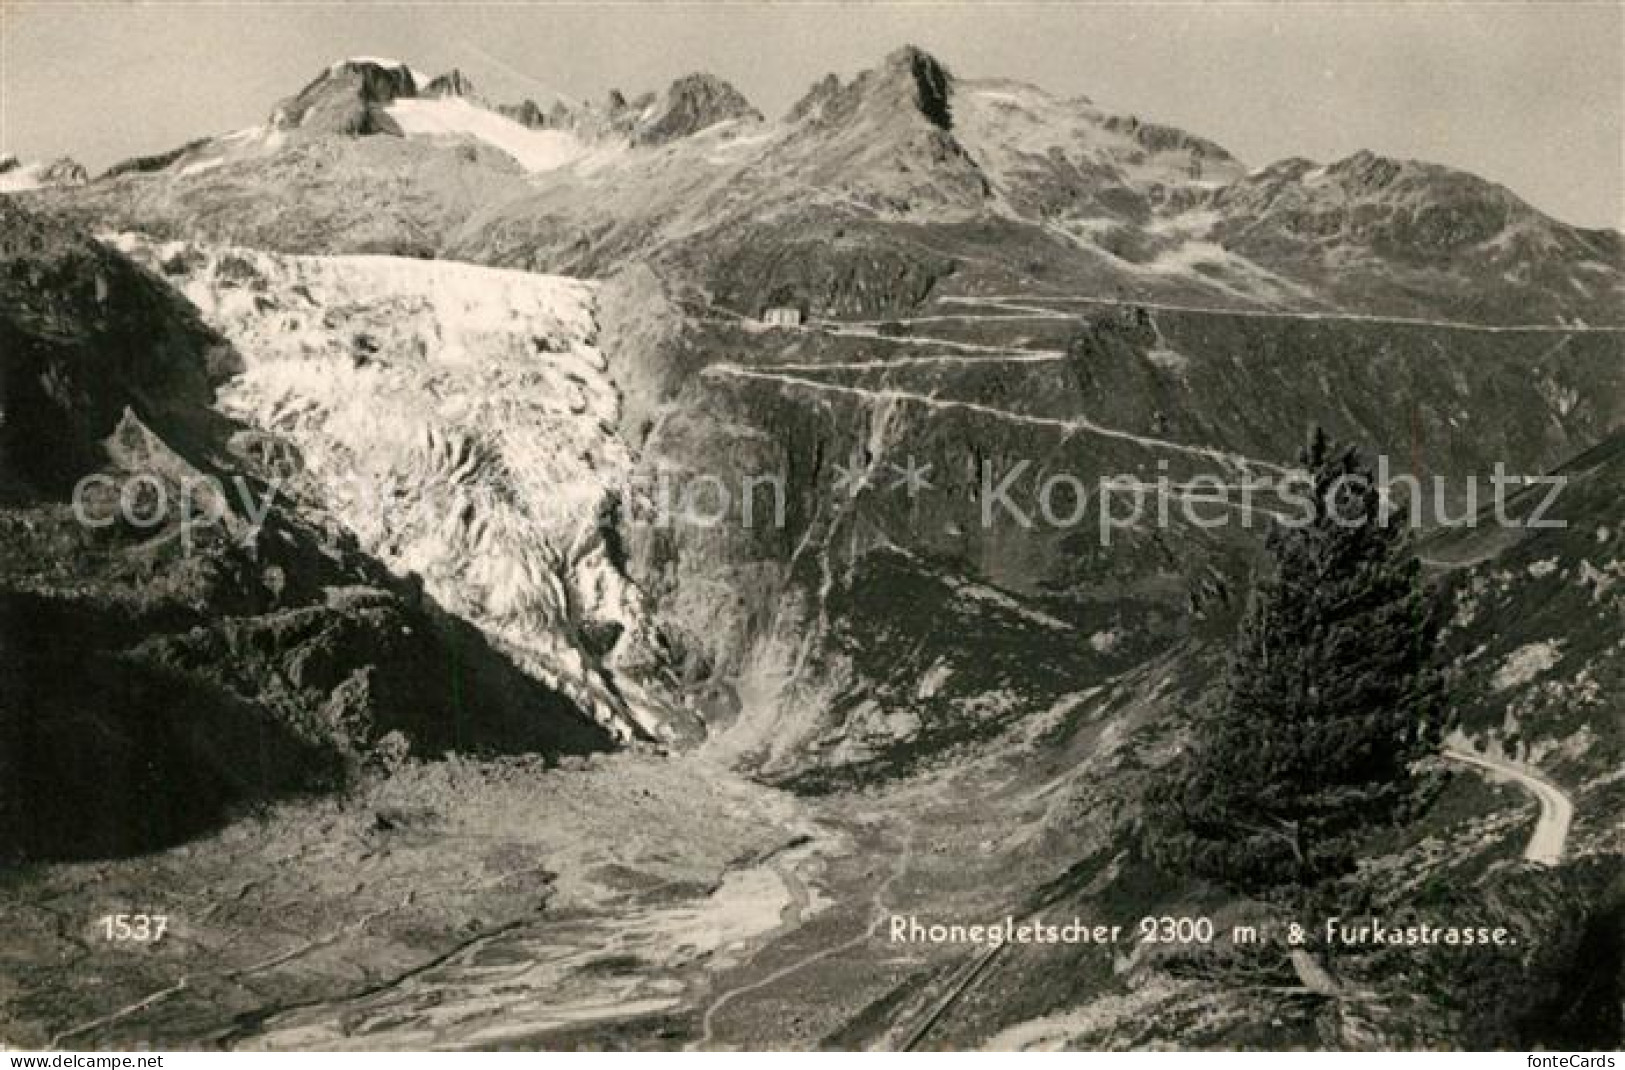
[100, 914, 168, 943]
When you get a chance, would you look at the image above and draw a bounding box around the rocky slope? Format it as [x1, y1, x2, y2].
[1427, 431, 1625, 851]
[603, 291, 1620, 784]
[938, 441, 1625, 1049]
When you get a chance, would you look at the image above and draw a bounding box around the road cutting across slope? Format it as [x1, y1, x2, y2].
[701, 364, 1298, 475]
[1442, 747, 1573, 865]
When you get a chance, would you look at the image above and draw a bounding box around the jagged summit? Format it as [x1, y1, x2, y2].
[788, 43, 956, 130]
[262, 56, 760, 154]
[767, 45, 987, 212]
[632, 72, 762, 146]
[0, 154, 88, 193]
[887, 44, 954, 129]
[332, 56, 415, 73]
[326, 58, 421, 95]
[271, 58, 419, 134]
[423, 69, 477, 98]
[41, 43, 1623, 325]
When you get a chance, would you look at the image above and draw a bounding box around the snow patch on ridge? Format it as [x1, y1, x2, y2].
[178, 158, 224, 178]
[387, 97, 589, 173]
[0, 164, 49, 193]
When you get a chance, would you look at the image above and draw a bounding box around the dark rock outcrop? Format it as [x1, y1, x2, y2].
[897, 45, 953, 130]
[102, 138, 213, 180]
[38, 157, 89, 186]
[269, 59, 419, 136]
[423, 68, 477, 98]
[499, 98, 548, 128]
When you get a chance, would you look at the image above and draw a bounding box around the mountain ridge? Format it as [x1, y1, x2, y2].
[24, 44, 1619, 327]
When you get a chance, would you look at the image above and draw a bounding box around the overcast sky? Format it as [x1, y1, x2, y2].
[2, 1, 1619, 229]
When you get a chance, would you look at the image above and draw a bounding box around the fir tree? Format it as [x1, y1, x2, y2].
[1149, 430, 1447, 895]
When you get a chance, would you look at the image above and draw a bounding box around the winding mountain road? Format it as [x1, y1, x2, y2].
[1441, 747, 1574, 865]
[702, 364, 1297, 474]
[939, 294, 1625, 335]
[1287, 749, 1576, 1001]
[692, 307, 1584, 1047]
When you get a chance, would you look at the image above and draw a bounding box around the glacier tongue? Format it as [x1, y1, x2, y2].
[110, 234, 683, 744]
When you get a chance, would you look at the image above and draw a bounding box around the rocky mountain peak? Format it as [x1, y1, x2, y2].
[884, 44, 954, 129]
[0, 153, 88, 192]
[1327, 148, 1408, 193]
[323, 58, 420, 101]
[632, 72, 762, 146]
[788, 44, 957, 132]
[39, 157, 89, 186]
[786, 72, 841, 123]
[423, 69, 477, 98]
[269, 58, 420, 134]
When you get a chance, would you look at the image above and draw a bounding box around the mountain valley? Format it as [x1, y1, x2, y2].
[1, 43, 1620, 1050]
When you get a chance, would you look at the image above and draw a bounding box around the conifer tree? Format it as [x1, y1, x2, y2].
[1149, 430, 1447, 894]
